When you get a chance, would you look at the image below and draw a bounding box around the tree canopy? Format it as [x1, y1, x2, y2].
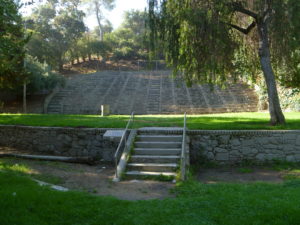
[84, 0, 115, 40]
[148, 0, 300, 125]
[0, 0, 27, 88]
[106, 10, 150, 60]
[26, 0, 86, 71]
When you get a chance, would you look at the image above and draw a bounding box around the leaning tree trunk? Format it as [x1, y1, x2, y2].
[95, 2, 104, 41]
[257, 21, 285, 125]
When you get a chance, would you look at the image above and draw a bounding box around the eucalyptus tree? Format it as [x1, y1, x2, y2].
[85, 0, 115, 40]
[149, 0, 300, 125]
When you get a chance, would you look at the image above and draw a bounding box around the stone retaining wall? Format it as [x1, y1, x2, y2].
[0, 125, 119, 161]
[1, 125, 300, 164]
[189, 130, 300, 164]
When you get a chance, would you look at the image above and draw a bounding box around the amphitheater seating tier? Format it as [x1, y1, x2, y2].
[47, 71, 258, 115]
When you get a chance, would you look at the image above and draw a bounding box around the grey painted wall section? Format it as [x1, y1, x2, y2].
[0, 125, 119, 161]
[1, 125, 300, 164]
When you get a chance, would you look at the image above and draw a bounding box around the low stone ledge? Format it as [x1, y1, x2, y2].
[0, 125, 122, 161]
[189, 130, 300, 164]
[1, 125, 300, 164]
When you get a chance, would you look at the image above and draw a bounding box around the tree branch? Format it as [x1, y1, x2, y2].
[230, 2, 258, 19]
[228, 21, 256, 35]
[262, 2, 273, 23]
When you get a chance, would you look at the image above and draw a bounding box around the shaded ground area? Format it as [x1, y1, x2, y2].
[0, 153, 174, 201]
[197, 167, 284, 183]
[1, 94, 46, 114]
[2, 147, 300, 201]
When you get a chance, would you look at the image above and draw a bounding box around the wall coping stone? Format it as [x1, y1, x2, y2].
[0, 125, 300, 135]
[187, 129, 300, 135]
[0, 125, 123, 132]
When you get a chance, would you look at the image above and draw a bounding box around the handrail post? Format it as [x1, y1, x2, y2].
[114, 112, 134, 180]
[181, 112, 187, 181]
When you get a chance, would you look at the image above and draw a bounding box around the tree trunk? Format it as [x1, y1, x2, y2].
[23, 82, 26, 113]
[59, 63, 64, 72]
[257, 21, 285, 125]
[95, 1, 103, 41]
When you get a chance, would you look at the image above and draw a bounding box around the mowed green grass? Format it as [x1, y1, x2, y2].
[0, 112, 300, 129]
[1, 160, 300, 225]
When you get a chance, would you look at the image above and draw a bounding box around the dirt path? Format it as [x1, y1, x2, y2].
[1, 157, 175, 201]
[2, 147, 297, 200]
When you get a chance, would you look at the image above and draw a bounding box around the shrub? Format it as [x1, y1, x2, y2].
[25, 56, 65, 94]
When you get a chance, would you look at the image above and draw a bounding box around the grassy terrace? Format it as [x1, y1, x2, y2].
[0, 112, 300, 130]
[1, 160, 300, 225]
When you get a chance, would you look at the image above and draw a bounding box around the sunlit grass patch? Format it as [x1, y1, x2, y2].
[0, 112, 300, 129]
[0, 159, 63, 185]
[0, 159, 33, 174]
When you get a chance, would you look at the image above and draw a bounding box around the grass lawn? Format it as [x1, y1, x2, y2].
[1, 160, 300, 225]
[0, 112, 300, 129]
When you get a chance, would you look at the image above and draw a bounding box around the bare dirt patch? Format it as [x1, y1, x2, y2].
[2, 147, 299, 200]
[0, 156, 175, 201]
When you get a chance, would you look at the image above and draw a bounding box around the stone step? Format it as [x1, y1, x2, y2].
[134, 148, 181, 155]
[48, 101, 61, 104]
[135, 141, 182, 148]
[48, 105, 61, 109]
[130, 155, 180, 163]
[127, 163, 178, 172]
[125, 171, 176, 178]
[136, 135, 182, 142]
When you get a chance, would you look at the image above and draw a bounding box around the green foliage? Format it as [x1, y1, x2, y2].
[108, 10, 151, 60]
[237, 168, 254, 173]
[84, 0, 115, 40]
[67, 32, 111, 63]
[0, 0, 27, 88]
[149, 0, 237, 85]
[90, 40, 111, 60]
[26, 1, 86, 70]
[270, 0, 300, 87]
[255, 76, 300, 111]
[148, 0, 300, 86]
[25, 56, 65, 94]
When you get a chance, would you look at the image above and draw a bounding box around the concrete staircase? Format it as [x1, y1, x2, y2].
[125, 130, 183, 179]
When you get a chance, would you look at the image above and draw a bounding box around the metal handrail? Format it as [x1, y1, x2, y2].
[180, 112, 187, 181]
[114, 112, 134, 171]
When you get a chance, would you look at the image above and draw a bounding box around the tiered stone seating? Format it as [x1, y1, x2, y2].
[47, 71, 258, 115]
